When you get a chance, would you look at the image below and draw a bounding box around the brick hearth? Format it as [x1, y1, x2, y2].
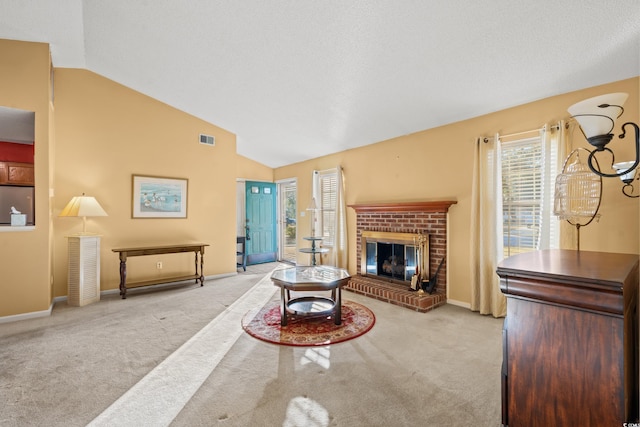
[347, 200, 456, 312]
[345, 275, 445, 312]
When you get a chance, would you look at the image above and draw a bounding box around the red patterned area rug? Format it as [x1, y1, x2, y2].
[241, 300, 376, 347]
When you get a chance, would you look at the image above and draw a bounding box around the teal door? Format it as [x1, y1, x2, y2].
[245, 181, 277, 264]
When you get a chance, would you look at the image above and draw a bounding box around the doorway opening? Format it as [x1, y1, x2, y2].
[278, 179, 297, 264]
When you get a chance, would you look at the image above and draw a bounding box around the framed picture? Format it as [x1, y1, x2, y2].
[132, 175, 188, 218]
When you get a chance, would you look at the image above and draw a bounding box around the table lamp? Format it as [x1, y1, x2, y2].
[59, 193, 108, 234]
[59, 193, 107, 307]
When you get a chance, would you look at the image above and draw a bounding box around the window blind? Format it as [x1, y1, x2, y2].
[318, 170, 337, 247]
[502, 136, 547, 257]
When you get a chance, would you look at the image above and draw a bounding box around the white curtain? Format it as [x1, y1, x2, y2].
[539, 126, 553, 250]
[331, 167, 348, 269]
[552, 120, 578, 250]
[470, 134, 506, 318]
[541, 121, 570, 250]
[312, 167, 348, 269]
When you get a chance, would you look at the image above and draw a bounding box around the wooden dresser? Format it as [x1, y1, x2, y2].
[497, 249, 639, 426]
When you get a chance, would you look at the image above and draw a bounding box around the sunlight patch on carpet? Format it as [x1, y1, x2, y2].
[88, 270, 279, 427]
[284, 396, 329, 427]
[301, 346, 331, 369]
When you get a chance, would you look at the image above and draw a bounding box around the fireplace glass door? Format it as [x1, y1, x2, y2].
[365, 241, 417, 283]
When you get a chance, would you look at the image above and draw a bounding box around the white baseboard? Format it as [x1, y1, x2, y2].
[446, 298, 471, 309]
[1, 272, 239, 324]
[0, 302, 54, 324]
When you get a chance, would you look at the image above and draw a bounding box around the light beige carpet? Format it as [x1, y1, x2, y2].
[0, 263, 503, 426]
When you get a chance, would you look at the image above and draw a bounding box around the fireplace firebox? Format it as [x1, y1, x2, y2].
[370, 242, 415, 281]
[361, 231, 428, 285]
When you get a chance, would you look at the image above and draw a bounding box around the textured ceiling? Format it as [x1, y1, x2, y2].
[0, 1, 639, 167]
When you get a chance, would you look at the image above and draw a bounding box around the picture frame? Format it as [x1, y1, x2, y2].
[132, 175, 188, 218]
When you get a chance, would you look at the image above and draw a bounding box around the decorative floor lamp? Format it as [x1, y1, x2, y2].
[59, 194, 108, 306]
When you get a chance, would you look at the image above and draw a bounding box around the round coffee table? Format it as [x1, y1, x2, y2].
[270, 265, 351, 326]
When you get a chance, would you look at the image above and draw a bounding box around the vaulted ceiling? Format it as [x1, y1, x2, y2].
[1, 1, 639, 167]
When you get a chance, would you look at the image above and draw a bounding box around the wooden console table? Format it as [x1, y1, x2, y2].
[112, 243, 209, 299]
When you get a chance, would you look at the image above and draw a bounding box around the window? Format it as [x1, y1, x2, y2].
[314, 169, 338, 247]
[501, 134, 559, 257]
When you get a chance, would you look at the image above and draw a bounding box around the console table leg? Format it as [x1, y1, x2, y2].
[194, 252, 198, 284]
[199, 250, 204, 286]
[119, 259, 127, 299]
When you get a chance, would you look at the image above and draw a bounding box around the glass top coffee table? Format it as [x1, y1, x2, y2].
[270, 265, 351, 326]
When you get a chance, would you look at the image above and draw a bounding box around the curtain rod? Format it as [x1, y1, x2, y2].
[499, 128, 540, 139]
[483, 122, 568, 143]
[501, 123, 569, 139]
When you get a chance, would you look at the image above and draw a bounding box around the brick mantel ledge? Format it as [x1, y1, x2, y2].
[348, 200, 457, 213]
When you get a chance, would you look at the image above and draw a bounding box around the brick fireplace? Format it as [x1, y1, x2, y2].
[346, 200, 457, 312]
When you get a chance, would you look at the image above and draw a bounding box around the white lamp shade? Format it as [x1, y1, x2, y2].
[59, 196, 108, 217]
[613, 161, 637, 182]
[568, 92, 628, 139]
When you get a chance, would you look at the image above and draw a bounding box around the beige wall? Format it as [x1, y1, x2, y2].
[0, 36, 638, 319]
[0, 40, 52, 317]
[236, 154, 273, 181]
[275, 77, 640, 306]
[53, 69, 239, 298]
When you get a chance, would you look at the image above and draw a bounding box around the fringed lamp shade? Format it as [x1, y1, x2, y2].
[554, 148, 602, 249]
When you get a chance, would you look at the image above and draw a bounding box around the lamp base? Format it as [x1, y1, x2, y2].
[67, 235, 101, 307]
